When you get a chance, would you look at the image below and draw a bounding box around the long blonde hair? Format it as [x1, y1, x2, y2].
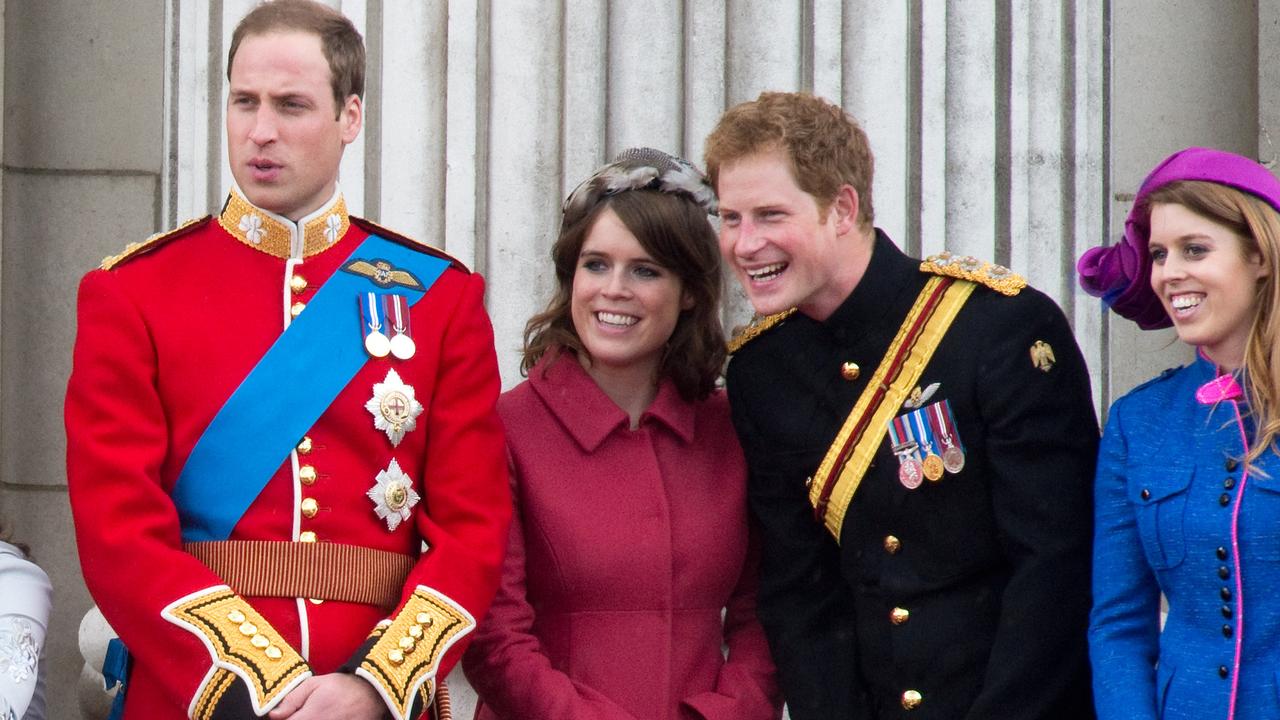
[1144, 180, 1280, 461]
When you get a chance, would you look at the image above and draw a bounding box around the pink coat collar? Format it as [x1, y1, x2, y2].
[527, 351, 697, 452]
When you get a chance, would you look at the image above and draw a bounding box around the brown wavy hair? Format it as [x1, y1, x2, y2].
[228, 0, 365, 118]
[522, 189, 725, 401]
[1143, 180, 1280, 462]
[704, 91, 875, 229]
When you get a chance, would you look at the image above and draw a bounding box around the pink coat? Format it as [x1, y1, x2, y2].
[463, 353, 781, 720]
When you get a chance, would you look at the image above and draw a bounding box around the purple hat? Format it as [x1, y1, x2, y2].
[1077, 147, 1280, 330]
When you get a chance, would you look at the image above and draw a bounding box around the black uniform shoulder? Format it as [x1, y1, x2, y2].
[350, 215, 470, 273]
[99, 216, 213, 270]
[726, 309, 798, 355]
[919, 251, 1026, 296]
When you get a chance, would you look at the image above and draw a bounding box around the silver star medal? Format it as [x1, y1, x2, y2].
[367, 458, 421, 531]
[365, 368, 424, 446]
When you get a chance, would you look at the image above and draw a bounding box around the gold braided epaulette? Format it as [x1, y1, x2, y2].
[919, 252, 1026, 296]
[349, 216, 470, 273]
[727, 309, 797, 355]
[100, 216, 211, 270]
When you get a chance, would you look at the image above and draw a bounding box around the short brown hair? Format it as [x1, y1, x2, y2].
[522, 190, 726, 401]
[704, 91, 875, 229]
[227, 0, 365, 116]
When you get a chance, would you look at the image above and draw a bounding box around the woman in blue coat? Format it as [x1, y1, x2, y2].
[1079, 147, 1280, 719]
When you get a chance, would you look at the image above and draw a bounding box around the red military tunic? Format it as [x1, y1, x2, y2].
[65, 188, 511, 720]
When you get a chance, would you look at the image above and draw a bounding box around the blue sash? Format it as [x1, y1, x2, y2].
[173, 235, 450, 542]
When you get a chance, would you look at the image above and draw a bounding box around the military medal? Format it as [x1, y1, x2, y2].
[913, 410, 944, 482]
[897, 451, 924, 489]
[929, 399, 966, 474]
[365, 368, 425, 446]
[386, 294, 416, 360]
[367, 458, 421, 531]
[888, 415, 924, 490]
[361, 292, 391, 358]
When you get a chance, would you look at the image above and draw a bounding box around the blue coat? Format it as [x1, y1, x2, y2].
[1090, 355, 1280, 720]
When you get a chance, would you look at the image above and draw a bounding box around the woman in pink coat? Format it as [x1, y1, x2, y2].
[462, 148, 781, 720]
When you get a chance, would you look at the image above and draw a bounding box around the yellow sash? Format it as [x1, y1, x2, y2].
[808, 276, 975, 541]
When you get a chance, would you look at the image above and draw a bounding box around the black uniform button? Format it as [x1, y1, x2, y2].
[1222, 605, 1233, 619]
[1226, 457, 1239, 471]
[1222, 587, 1233, 601]
[1219, 566, 1231, 580]
[1220, 665, 1230, 678]
[1220, 493, 1232, 506]
[1224, 477, 1236, 489]
[1223, 624, 1233, 638]
[1141, 489, 1151, 501]
[1217, 547, 1228, 560]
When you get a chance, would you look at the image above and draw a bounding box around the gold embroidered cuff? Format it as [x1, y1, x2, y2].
[162, 586, 311, 715]
[355, 586, 474, 720]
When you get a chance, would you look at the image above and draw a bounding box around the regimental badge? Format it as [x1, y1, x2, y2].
[367, 458, 421, 531]
[365, 369, 425, 447]
[1030, 340, 1056, 373]
[342, 258, 425, 290]
[901, 382, 940, 410]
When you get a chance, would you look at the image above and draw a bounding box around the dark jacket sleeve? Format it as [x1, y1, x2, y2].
[727, 375, 867, 720]
[962, 290, 1098, 720]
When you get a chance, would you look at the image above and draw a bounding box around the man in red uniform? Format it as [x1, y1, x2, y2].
[64, 2, 510, 719]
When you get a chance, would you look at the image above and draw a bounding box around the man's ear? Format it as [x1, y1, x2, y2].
[829, 184, 860, 236]
[339, 94, 363, 145]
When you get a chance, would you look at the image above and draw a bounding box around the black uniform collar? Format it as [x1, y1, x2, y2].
[821, 229, 924, 343]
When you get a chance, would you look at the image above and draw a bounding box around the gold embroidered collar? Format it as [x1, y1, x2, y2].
[218, 187, 352, 260]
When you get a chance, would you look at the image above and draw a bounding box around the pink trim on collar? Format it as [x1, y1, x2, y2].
[1196, 373, 1243, 404]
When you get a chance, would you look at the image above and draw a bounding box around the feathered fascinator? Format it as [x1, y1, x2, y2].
[562, 147, 718, 228]
[1077, 147, 1280, 330]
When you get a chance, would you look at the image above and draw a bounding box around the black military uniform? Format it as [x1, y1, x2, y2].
[726, 231, 1097, 720]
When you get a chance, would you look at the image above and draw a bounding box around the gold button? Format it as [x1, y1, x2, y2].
[264, 645, 283, 660]
[299, 465, 317, 485]
[251, 634, 270, 649]
[289, 274, 308, 293]
[841, 362, 860, 381]
[290, 301, 306, 318]
[299, 531, 317, 543]
[415, 612, 432, 625]
[227, 609, 246, 624]
[884, 535, 901, 554]
[297, 436, 313, 454]
[387, 649, 405, 665]
[238, 622, 258, 636]
[301, 498, 319, 518]
[398, 636, 416, 652]
[902, 690, 923, 710]
[890, 607, 910, 625]
[407, 624, 423, 639]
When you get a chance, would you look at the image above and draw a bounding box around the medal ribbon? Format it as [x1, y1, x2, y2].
[808, 276, 976, 541]
[911, 408, 935, 455]
[173, 235, 450, 542]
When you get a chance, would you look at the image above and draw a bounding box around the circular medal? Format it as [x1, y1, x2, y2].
[922, 453, 944, 482]
[390, 333, 417, 360]
[365, 331, 391, 358]
[942, 445, 965, 474]
[898, 458, 923, 490]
